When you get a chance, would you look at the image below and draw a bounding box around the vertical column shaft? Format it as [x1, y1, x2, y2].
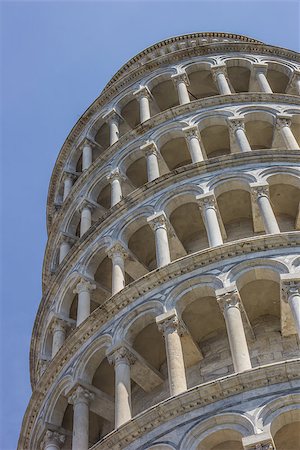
[73, 279, 96, 326]
[70, 387, 94, 450]
[281, 278, 300, 338]
[251, 185, 280, 234]
[197, 194, 223, 247]
[134, 87, 151, 123]
[172, 73, 190, 105]
[276, 115, 300, 150]
[51, 319, 68, 357]
[107, 243, 128, 295]
[183, 125, 204, 163]
[228, 117, 252, 153]
[82, 142, 93, 170]
[147, 212, 171, 267]
[80, 202, 93, 237]
[211, 65, 231, 95]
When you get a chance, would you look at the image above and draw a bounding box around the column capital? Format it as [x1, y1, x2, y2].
[280, 274, 300, 302]
[250, 182, 270, 201]
[156, 310, 184, 335]
[140, 140, 158, 156]
[287, 69, 300, 91]
[107, 167, 125, 183]
[227, 116, 246, 132]
[78, 198, 96, 213]
[147, 211, 170, 232]
[275, 114, 293, 130]
[107, 242, 129, 260]
[42, 430, 65, 449]
[196, 193, 217, 211]
[78, 138, 96, 151]
[107, 344, 137, 366]
[171, 71, 190, 86]
[251, 62, 269, 74]
[63, 170, 77, 182]
[182, 124, 200, 140]
[50, 316, 70, 333]
[215, 287, 242, 314]
[242, 432, 275, 450]
[133, 85, 152, 100]
[68, 385, 94, 406]
[103, 108, 122, 124]
[59, 232, 77, 245]
[73, 278, 96, 295]
[211, 63, 228, 80]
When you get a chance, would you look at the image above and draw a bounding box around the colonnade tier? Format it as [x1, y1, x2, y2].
[19, 33, 300, 450]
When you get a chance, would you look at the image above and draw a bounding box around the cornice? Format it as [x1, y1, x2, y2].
[31, 231, 300, 388]
[46, 93, 300, 231]
[43, 149, 300, 287]
[19, 358, 300, 450]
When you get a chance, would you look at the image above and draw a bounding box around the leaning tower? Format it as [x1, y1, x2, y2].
[19, 32, 300, 450]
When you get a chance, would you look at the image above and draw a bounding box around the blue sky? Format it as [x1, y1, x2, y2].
[1, 1, 299, 449]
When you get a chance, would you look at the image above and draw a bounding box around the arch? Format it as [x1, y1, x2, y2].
[243, 110, 275, 150]
[157, 184, 204, 216]
[197, 114, 231, 158]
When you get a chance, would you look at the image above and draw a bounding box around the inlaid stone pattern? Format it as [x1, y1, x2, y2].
[19, 32, 300, 450]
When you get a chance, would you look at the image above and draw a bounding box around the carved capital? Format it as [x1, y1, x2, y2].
[73, 278, 96, 295]
[250, 183, 270, 201]
[196, 193, 217, 211]
[42, 430, 65, 449]
[251, 62, 268, 74]
[140, 140, 158, 157]
[63, 171, 77, 182]
[276, 114, 292, 130]
[107, 345, 136, 366]
[107, 242, 128, 260]
[281, 276, 300, 303]
[182, 125, 200, 141]
[288, 69, 300, 91]
[211, 64, 228, 81]
[69, 385, 94, 405]
[50, 317, 70, 334]
[216, 287, 241, 314]
[133, 85, 151, 100]
[171, 71, 190, 86]
[103, 108, 121, 124]
[107, 168, 125, 182]
[78, 198, 96, 213]
[60, 232, 77, 245]
[147, 211, 169, 232]
[227, 116, 246, 133]
[156, 310, 184, 336]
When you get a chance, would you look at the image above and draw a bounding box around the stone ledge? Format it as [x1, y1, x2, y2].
[46, 92, 300, 232]
[31, 233, 300, 388]
[18, 359, 300, 450]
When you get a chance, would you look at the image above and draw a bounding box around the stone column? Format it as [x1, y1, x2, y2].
[79, 200, 94, 237]
[171, 72, 190, 105]
[107, 346, 136, 428]
[141, 141, 160, 182]
[147, 212, 171, 268]
[107, 168, 124, 207]
[59, 235, 73, 264]
[107, 243, 128, 295]
[276, 115, 300, 150]
[81, 140, 93, 171]
[242, 432, 275, 450]
[69, 386, 94, 450]
[281, 277, 300, 338]
[42, 430, 65, 450]
[104, 109, 121, 146]
[211, 64, 231, 95]
[133, 86, 151, 123]
[251, 184, 280, 234]
[228, 117, 252, 153]
[156, 310, 187, 396]
[287, 69, 300, 95]
[216, 287, 252, 373]
[197, 193, 223, 247]
[182, 125, 205, 163]
[73, 279, 96, 326]
[51, 318, 69, 358]
[252, 63, 272, 93]
[63, 172, 76, 201]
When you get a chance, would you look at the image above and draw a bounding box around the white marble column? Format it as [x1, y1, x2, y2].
[79, 200, 94, 237]
[107, 243, 128, 295]
[107, 168, 124, 207]
[211, 64, 231, 95]
[51, 318, 69, 357]
[69, 386, 94, 450]
[133, 86, 151, 123]
[147, 212, 171, 268]
[104, 109, 121, 146]
[82, 140, 93, 171]
[73, 279, 96, 326]
[156, 310, 187, 396]
[197, 193, 223, 247]
[183, 125, 205, 163]
[228, 117, 252, 153]
[276, 115, 300, 150]
[252, 63, 272, 93]
[107, 346, 135, 428]
[43, 430, 65, 450]
[287, 69, 300, 95]
[63, 172, 76, 201]
[251, 184, 280, 234]
[59, 235, 73, 264]
[281, 277, 300, 337]
[171, 72, 190, 105]
[216, 287, 252, 373]
[141, 141, 160, 181]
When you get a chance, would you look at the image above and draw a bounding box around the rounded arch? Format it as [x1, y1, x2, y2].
[157, 184, 204, 217]
[257, 393, 300, 431]
[43, 375, 73, 427]
[180, 413, 254, 450]
[243, 110, 275, 150]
